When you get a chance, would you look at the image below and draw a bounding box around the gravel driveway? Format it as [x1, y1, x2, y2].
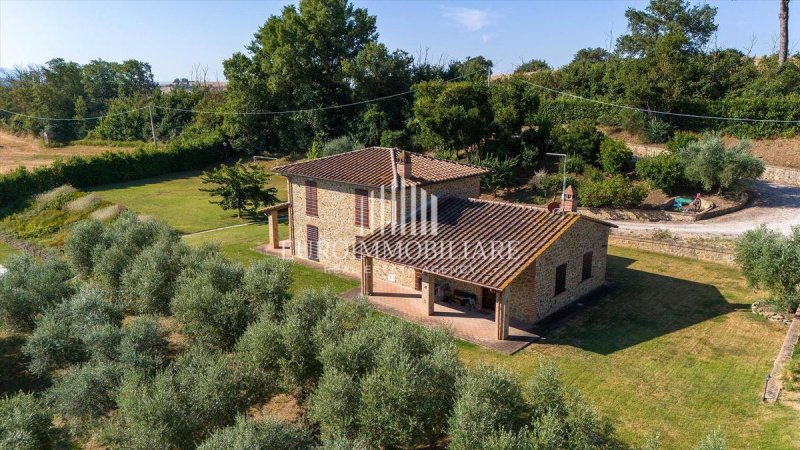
[611, 181, 800, 236]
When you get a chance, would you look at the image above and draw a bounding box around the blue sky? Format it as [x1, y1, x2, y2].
[1, 1, 796, 81]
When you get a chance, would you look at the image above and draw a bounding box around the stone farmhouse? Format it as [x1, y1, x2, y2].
[271, 147, 615, 341]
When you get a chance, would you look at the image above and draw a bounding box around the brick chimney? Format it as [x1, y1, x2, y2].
[396, 150, 411, 178]
[563, 185, 578, 212]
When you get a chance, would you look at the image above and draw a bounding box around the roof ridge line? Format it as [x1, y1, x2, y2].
[273, 146, 381, 171]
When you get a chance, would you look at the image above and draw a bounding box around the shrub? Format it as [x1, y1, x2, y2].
[280, 289, 340, 390]
[117, 316, 169, 375]
[563, 155, 587, 174]
[0, 392, 54, 450]
[552, 121, 605, 164]
[598, 139, 633, 174]
[536, 173, 579, 199]
[526, 360, 568, 419]
[321, 136, 364, 157]
[233, 314, 285, 400]
[694, 429, 726, 450]
[580, 175, 648, 208]
[110, 348, 249, 449]
[197, 416, 315, 450]
[34, 185, 77, 206]
[23, 286, 122, 375]
[665, 130, 700, 152]
[171, 276, 252, 350]
[0, 254, 74, 332]
[379, 129, 410, 149]
[308, 369, 361, 442]
[121, 239, 190, 314]
[677, 134, 764, 193]
[65, 193, 102, 212]
[471, 154, 519, 194]
[635, 151, 686, 193]
[735, 225, 800, 311]
[448, 366, 528, 450]
[82, 324, 123, 362]
[64, 219, 104, 276]
[90, 204, 125, 222]
[645, 118, 673, 143]
[240, 257, 293, 320]
[47, 361, 121, 433]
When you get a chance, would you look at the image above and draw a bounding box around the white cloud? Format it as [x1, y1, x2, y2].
[441, 7, 491, 32]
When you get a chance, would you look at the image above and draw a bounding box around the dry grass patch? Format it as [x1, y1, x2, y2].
[0, 131, 135, 174]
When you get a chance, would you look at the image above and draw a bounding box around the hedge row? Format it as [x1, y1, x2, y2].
[0, 133, 229, 209]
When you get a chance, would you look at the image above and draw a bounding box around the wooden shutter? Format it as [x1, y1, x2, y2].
[581, 251, 593, 281]
[305, 181, 318, 217]
[307, 225, 319, 261]
[554, 263, 567, 296]
[354, 189, 369, 227]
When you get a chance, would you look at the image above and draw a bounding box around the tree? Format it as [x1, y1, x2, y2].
[198, 416, 315, 450]
[616, 0, 718, 57]
[411, 80, 490, 156]
[222, 0, 378, 153]
[598, 139, 633, 174]
[0, 254, 74, 332]
[0, 393, 55, 449]
[676, 134, 764, 193]
[779, 1, 790, 68]
[515, 59, 551, 73]
[201, 162, 279, 217]
[635, 151, 685, 193]
[735, 225, 800, 311]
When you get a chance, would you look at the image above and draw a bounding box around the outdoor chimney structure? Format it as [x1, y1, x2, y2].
[563, 185, 577, 212]
[397, 149, 411, 178]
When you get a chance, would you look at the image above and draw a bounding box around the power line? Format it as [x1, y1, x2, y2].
[0, 106, 150, 122]
[520, 79, 800, 124]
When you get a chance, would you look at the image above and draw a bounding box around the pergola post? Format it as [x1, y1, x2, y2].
[421, 272, 435, 316]
[496, 287, 510, 340]
[360, 256, 374, 296]
[268, 210, 280, 250]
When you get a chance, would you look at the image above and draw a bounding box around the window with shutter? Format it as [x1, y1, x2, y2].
[354, 189, 369, 227]
[554, 263, 567, 296]
[307, 225, 319, 261]
[581, 251, 593, 281]
[305, 181, 318, 217]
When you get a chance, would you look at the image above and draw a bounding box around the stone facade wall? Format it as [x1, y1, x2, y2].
[397, 176, 481, 221]
[373, 259, 416, 287]
[289, 176, 393, 276]
[508, 218, 609, 322]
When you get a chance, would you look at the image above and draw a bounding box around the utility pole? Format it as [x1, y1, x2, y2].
[779, 0, 790, 68]
[148, 104, 157, 149]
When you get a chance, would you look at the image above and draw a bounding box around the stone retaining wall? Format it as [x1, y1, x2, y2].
[609, 233, 736, 266]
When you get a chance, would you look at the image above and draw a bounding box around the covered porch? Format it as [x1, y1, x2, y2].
[353, 258, 538, 353]
[259, 202, 292, 256]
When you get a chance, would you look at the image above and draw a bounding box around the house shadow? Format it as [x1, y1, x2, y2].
[535, 255, 748, 355]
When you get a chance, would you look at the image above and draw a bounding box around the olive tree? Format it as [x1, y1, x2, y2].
[197, 416, 315, 450]
[0, 392, 54, 449]
[0, 254, 74, 332]
[735, 225, 800, 311]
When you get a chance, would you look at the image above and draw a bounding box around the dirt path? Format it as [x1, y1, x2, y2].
[612, 181, 800, 236]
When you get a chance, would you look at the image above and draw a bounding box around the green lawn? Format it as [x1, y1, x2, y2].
[182, 222, 357, 294]
[459, 246, 799, 449]
[90, 161, 288, 234]
[0, 242, 18, 263]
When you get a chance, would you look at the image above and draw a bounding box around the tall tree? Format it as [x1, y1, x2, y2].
[779, 0, 790, 68]
[616, 0, 718, 56]
[223, 0, 378, 153]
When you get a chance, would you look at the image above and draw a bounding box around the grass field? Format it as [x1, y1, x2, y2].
[459, 246, 799, 449]
[0, 131, 136, 174]
[90, 160, 288, 234]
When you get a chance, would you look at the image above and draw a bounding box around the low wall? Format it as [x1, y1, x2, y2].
[628, 144, 800, 187]
[609, 233, 736, 266]
[578, 193, 747, 223]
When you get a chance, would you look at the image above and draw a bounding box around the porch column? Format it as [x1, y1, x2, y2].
[268, 210, 280, 250]
[496, 287, 510, 340]
[361, 257, 374, 296]
[421, 272, 435, 316]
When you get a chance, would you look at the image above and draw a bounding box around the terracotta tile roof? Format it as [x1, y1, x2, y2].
[354, 198, 614, 290]
[273, 147, 490, 188]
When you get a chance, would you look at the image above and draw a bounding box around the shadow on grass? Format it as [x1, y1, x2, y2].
[0, 332, 50, 396]
[539, 254, 748, 355]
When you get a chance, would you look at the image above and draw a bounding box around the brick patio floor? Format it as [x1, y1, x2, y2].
[342, 280, 539, 354]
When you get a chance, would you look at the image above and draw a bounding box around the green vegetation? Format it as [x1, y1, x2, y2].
[736, 225, 800, 311]
[676, 134, 765, 194]
[201, 161, 280, 218]
[0, 242, 17, 263]
[459, 246, 797, 449]
[90, 167, 287, 233]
